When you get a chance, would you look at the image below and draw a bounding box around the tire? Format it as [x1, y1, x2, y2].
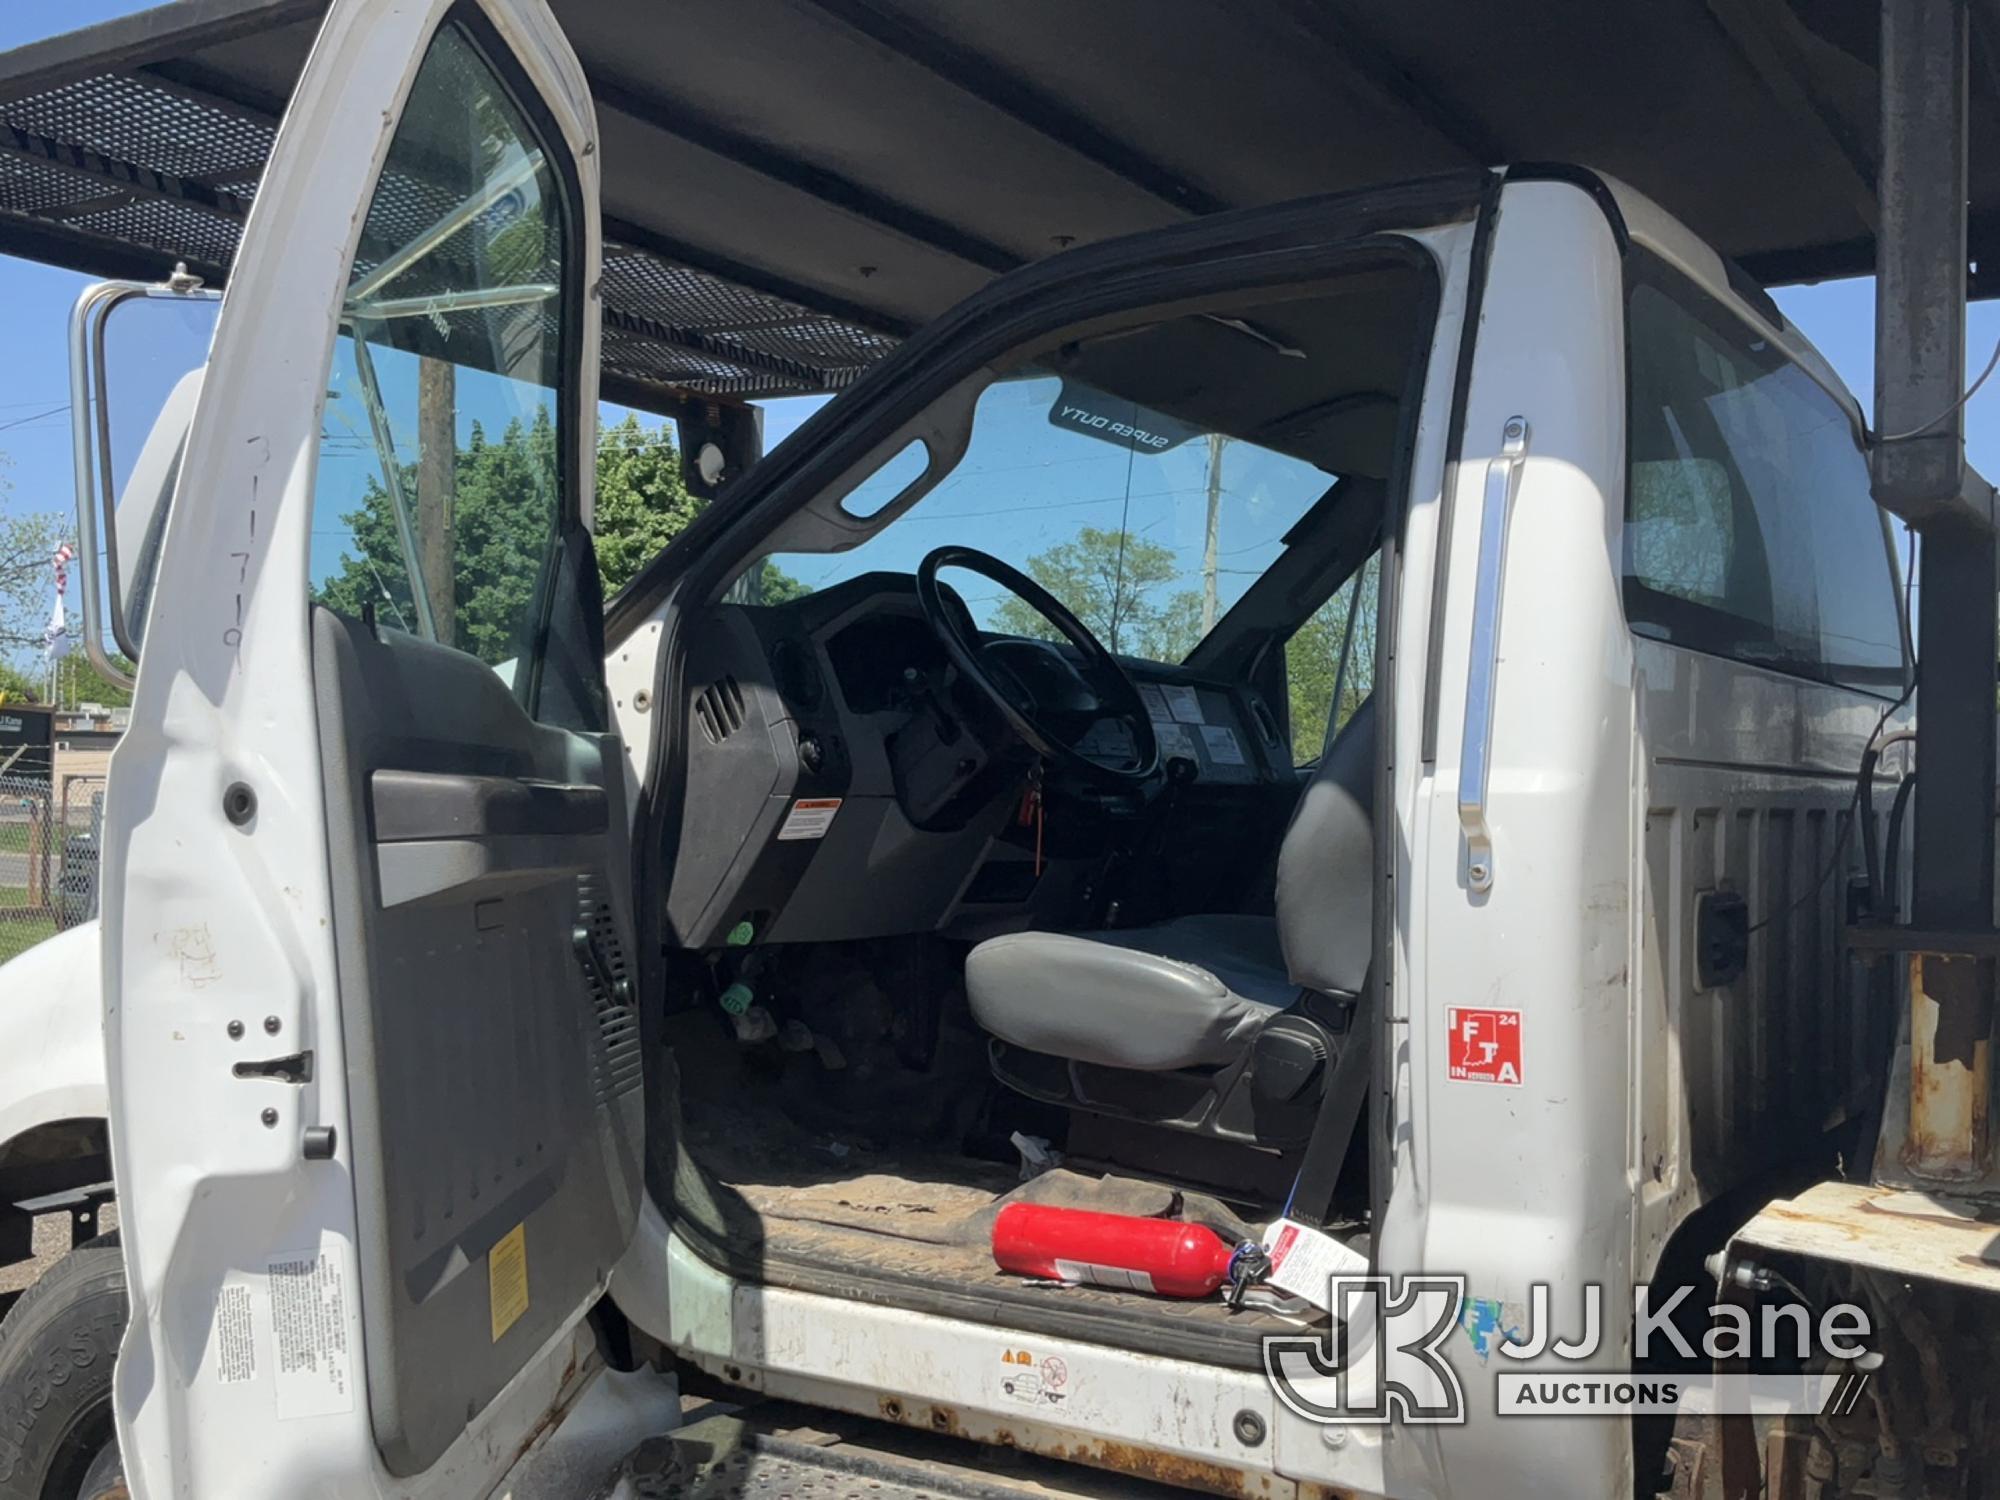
[0, 1233, 126, 1500]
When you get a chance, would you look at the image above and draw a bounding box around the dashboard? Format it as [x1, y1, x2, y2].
[661, 571, 1297, 950]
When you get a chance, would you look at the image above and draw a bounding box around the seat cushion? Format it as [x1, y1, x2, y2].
[966, 913, 1296, 1072]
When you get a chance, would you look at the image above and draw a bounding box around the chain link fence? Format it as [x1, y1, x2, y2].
[0, 774, 105, 963]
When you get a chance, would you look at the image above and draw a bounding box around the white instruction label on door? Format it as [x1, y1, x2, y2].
[210, 1235, 357, 1420]
[777, 797, 842, 840]
[267, 1245, 356, 1420]
[213, 1282, 258, 1385]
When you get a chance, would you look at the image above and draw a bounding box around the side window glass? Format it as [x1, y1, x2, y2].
[1284, 551, 1379, 765]
[310, 23, 571, 704]
[1624, 270, 1905, 694]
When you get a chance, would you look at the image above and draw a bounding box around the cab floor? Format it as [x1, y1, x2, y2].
[669, 1008, 1307, 1335]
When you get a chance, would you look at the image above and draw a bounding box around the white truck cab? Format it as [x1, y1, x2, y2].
[0, 1, 1931, 1498]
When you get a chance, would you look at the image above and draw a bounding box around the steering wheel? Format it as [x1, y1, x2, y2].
[916, 544, 1160, 785]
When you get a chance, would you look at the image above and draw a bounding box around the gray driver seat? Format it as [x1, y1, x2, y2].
[965, 697, 1375, 1112]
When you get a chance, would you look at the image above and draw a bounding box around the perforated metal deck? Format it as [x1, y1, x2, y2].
[0, 15, 897, 401]
[603, 1405, 1218, 1500]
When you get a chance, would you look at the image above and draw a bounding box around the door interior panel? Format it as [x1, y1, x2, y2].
[311, 608, 642, 1476]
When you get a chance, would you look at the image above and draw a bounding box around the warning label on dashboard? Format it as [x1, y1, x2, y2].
[777, 797, 842, 840]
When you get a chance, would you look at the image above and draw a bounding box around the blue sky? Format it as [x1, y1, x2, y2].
[3, 2, 1999, 593]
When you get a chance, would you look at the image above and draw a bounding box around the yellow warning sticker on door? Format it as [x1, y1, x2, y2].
[489, 1222, 529, 1342]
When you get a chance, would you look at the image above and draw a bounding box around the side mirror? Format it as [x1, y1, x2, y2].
[69, 272, 222, 688]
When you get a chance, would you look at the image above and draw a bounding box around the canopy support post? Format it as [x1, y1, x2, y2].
[1871, 0, 2000, 1188]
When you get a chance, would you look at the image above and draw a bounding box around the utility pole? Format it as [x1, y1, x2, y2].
[416, 358, 457, 649]
[1201, 432, 1226, 634]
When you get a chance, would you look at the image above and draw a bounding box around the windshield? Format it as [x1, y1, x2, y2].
[758, 371, 1333, 662]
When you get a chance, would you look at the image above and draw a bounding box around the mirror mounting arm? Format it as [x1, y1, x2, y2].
[69, 281, 131, 694]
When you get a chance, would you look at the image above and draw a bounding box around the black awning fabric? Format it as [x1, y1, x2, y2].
[2, 0, 1990, 400]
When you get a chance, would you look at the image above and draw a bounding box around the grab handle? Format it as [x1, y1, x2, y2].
[1457, 416, 1529, 894]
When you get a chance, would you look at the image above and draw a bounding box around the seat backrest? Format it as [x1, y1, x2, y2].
[1274, 695, 1376, 997]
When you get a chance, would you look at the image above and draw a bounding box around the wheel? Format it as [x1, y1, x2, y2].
[0, 1233, 126, 1500]
[73, 1443, 122, 1500]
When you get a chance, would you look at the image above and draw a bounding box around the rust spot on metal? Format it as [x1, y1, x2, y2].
[506, 1351, 590, 1471]
[922, 1405, 972, 1442]
[1855, 1198, 2000, 1233]
[879, 1397, 1297, 1498]
[1904, 952, 1992, 1181]
[1040, 1438, 1274, 1498]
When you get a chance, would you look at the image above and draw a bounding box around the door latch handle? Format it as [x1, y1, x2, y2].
[572, 925, 632, 1004]
[1457, 416, 1529, 895]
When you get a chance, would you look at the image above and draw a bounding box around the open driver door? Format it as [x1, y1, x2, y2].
[100, 1, 643, 1494]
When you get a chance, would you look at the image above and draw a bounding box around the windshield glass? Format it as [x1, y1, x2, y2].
[758, 371, 1332, 662]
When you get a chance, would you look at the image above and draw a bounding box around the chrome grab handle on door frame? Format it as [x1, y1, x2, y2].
[1457, 416, 1529, 894]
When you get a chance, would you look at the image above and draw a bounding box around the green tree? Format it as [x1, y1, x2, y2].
[1284, 553, 1378, 764]
[0, 459, 68, 660]
[57, 653, 135, 708]
[0, 660, 38, 704]
[0, 451, 79, 687]
[747, 560, 811, 605]
[317, 408, 564, 663]
[992, 526, 1201, 659]
[592, 414, 700, 595]
[9, 654, 135, 709]
[316, 409, 805, 648]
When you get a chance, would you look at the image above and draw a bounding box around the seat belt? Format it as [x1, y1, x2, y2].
[1283, 975, 1373, 1230]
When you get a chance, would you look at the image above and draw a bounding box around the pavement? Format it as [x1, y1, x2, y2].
[0, 1200, 118, 1308]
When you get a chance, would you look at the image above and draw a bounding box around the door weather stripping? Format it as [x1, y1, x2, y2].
[1457, 415, 1528, 894]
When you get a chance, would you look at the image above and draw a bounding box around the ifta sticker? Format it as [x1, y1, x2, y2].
[1447, 1007, 1522, 1086]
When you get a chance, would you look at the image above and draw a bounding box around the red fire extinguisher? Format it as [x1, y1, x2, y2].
[991, 1203, 1251, 1298]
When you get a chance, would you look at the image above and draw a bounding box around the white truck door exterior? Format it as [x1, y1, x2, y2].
[102, 2, 639, 1496]
[1384, 176, 1636, 1498]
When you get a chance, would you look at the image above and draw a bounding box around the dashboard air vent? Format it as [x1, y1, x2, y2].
[694, 676, 747, 744]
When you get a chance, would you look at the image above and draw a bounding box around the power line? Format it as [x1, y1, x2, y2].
[0, 404, 68, 434]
